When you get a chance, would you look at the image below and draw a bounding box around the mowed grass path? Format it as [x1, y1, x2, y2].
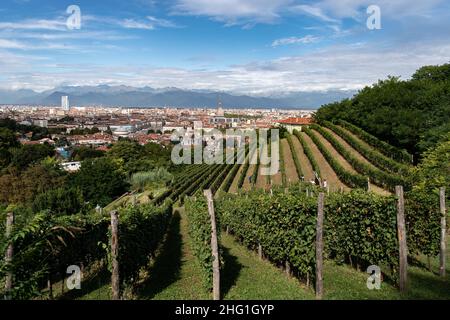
[138, 208, 315, 300]
[221, 233, 314, 300]
[138, 209, 209, 300]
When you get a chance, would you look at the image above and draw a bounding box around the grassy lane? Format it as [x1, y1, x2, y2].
[255, 143, 268, 190]
[229, 163, 244, 194]
[281, 139, 299, 185]
[221, 233, 314, 300]
[323, 237, 450, 299]
[291, 134, 315, 181]
[242, 164, 256, 191]
[138, 209, 209, 300]
[300, 131, 347, 192]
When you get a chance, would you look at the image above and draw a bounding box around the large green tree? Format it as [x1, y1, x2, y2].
[69, 157, 129, 207]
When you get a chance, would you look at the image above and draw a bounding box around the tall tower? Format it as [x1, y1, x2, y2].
[61, 96, 69, 111]
[217, 94, 224, 116]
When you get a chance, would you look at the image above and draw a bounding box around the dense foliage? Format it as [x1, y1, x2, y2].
[115, 200, 173, 286]
[217, 186, 317, 280]
[215, 185, 442, 285]
[185, 195, 221, 291]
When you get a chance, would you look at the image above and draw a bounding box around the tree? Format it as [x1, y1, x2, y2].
[107, 140, 143, 164]
[71, 146, 105, 161]
[32, 187, 85, 216]
[413, 134, 450, 194]
[69, 157, 129, 206]
[0, 164, 65, 205]
[0, 127, 19, 149]
[9, 143, 55, 169]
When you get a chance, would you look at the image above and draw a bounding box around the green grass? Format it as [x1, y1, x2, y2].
[137, 209, 210, 300]
[220, 233, 315, 300]
[322, 238, 450, 300]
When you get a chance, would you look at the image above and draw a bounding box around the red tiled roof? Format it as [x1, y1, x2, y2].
[277, 117, 312, 125]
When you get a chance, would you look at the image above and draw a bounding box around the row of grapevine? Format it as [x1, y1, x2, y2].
[179, 165, 222, 200]
[153, 164, 210, 205]
[215, 185, 442, 285]
[311, 124, 408, 191]
[279, 139, 287, 185]
[217, 187, 317, 280]
[237, 153, 251, 189]
[217, 148, 247, 193]
[336, 119, 412, 164]
[293, 130, 321, 176]
[321, 121, 410, 175]
[305, 128, 368, 188]
[184, 195, 221, 291]
[304, 128, 368, 189]
[286, 134, 304, 179]
[0, 200, 173, 299]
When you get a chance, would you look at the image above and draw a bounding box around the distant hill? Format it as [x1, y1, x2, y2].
[0, 85, 356, 109]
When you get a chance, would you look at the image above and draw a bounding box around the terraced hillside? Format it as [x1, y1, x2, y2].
[187, 122, 413, 196]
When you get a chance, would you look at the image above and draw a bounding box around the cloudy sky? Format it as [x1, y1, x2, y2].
[0, 0, 449, 95]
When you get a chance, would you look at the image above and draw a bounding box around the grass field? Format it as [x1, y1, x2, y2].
[280, 139, 299, 185]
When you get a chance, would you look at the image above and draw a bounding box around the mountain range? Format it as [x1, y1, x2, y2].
[0, 85, 356, 109]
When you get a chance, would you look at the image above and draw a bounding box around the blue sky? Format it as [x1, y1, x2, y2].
[0, 0, 449, 95]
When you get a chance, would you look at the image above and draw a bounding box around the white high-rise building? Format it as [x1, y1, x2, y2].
[61, 96, 69, 111]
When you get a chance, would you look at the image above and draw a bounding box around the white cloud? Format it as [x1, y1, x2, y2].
[0, 38, 77, 51]
[172, 0, 293, 24]
[272, 35, 320, 47]
[2, 41, 449, 94]
[0, 19, 66, 31]
[120, 19, 155, 30]
[290, 5, 339, 23]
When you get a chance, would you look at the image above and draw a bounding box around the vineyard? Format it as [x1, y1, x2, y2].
[1, 121, 449, 300]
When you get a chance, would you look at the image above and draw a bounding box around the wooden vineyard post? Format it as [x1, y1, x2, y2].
[395, 186, 408, 291]
[258, 243, 263, 260]
[439, 187, 446, 277]
[4, 212, 14, 299]
[204, 189, 221, 300]
[367, 178, 371, 192]
[110, 210, 120, 300]
[315, 193, 325, 299]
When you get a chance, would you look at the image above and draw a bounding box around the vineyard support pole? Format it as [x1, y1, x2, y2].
[4, 212, 14, 299]
[315, 193, 325, 299]
[110, 210, 120, 300]
[396, 186, 408, 292]
[204, 189, 221, 300]
[440, 187, 446, 277]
